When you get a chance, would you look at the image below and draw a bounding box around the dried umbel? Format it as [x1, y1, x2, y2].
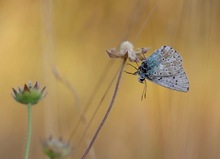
[12, 81, 46, 105]
[42, 136, 71, 159]
[106, 41, 149, 62]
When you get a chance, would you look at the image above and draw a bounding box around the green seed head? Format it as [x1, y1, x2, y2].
[12, 81, 46, 105]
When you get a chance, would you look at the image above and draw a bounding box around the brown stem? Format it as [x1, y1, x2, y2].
[80, 57, 127, 159]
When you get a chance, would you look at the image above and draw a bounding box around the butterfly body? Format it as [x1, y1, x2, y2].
[136, 46, 189, 92]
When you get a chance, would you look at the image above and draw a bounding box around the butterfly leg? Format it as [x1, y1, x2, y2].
[124, 62, 139, 75]
[126, 63, 138, 70]
[124, 70, 137, 75]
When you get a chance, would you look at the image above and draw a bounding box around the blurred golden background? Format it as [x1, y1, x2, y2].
[0, 0, 220, 159]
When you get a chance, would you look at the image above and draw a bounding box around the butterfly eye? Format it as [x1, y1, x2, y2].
[142, 63, 148, 69]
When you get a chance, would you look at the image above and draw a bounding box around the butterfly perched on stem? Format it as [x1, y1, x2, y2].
[106, 41, 189, 99]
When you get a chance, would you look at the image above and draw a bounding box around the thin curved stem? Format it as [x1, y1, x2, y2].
[24, 103, 32, 159]
[80, 58, 127, 159]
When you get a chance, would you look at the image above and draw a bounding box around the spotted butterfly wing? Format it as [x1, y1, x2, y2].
[139, 46, 189, 92]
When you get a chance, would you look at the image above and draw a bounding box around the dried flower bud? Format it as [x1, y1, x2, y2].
[106, 41, 149, 62]
[12, 81, 46, 105]
[42, 136, 71, 159]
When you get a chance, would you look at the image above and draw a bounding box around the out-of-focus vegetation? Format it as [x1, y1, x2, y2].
[0, 0, 220, 159]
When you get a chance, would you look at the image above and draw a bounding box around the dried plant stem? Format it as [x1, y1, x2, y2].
[24, 103, 32, 159]
[80, 58, 127, 159]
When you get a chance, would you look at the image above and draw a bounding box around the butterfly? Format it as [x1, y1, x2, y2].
[134, 46, 189, 92]
[127, 46, 189, 99]
[106, 42, 189, 99]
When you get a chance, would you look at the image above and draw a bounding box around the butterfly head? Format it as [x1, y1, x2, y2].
[125, 62, 148, 83]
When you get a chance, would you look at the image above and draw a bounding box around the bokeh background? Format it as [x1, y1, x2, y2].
[0, 0, 220, 159]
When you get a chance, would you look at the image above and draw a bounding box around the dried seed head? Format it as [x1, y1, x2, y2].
[42, 136, 71, 159]
[106, 41, 149, 62]
[119, 41, 134, 55]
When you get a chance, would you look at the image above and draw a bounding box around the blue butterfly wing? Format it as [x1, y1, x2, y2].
[142, 46, 189, 92]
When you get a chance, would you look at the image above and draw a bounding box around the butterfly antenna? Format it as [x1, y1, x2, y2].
[141, 80, 147, 101]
